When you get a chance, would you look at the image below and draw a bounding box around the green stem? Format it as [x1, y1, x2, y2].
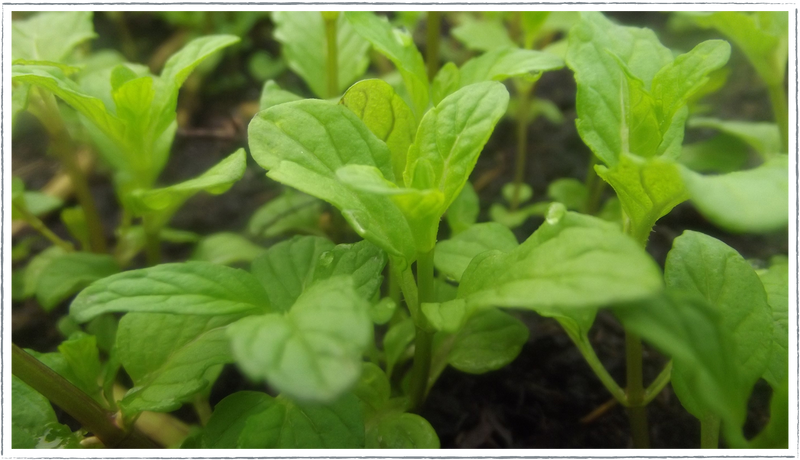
[13, 202, 74, 252]
[625, 330, 650, 448]
[143, 215, 161, 266]
[193, 396, 212, 426]
[565, 327, 628, 406]
[510, 81, 533, 211]
[323, 12, 339, 99]
[642, 360, 672, 405]
[408, 249, 435, 412]
[767, 83, 788, 153]
[13, 344, 158, 449]
[701, 414, 721, 449]
[583, 155, 606, 215]
[35, 89, 107, 254]
[426, 11, 441, 81]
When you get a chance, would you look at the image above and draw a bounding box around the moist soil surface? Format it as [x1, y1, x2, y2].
[10, 11, 784, 449]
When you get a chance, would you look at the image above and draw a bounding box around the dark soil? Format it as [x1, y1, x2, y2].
[10, 11, 784, 450]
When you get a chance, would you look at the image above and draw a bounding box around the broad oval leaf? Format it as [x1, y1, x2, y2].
[366, 413, 440, 449]
[688, 117, 781, 159]
[228, 276, 372, 402]
[459, 47, 564, 87]
[70, 262, 271, 322]
[35, 252, 120, 311]
[341, 79, 416, 182]
[447, 308, 529, 374]
[434, 222, 518, 282]
[159, 34, 241, 88]
[681, 156, 788, 233]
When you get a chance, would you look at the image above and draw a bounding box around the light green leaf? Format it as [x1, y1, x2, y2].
[131, 148, 246, 216]
[489, 202, 550, 229]
[371, 298, 397, 325]
[689, 117, 781, 158]
[352, 362, 391, 415]
[57, 332, 103, 401]
[344, 11, 429, 117]
[757, 257, 789, 389]
[447, 308, 528, 374]
[665, 231, 772, 434]
[12, 376, 68, 449]
[70, 262, 271, 322]
[459, 47, 564, 86]
[61, 207, 90, 250]
[681, 156, 788, 233]
[248, 98, 417, 268]
[596, 153, 689, 246]
[613, 291, 745, 443]
[250, 236, 334, 312]
[424, 210, 662, 332]
[13, 192, 63, 220]
[567, 11, 673, 165]
[312, 240, 388, 301]
[446, 181, 479, 235]
[430, 62, 460, 107]
[35, 253, 120, 311]
[191, 232, 267, 266]
[405, 81, 509, 218]
[434, 222, 518, 282]
[383, 317, 415, 379]
[502, 183, 532, 205]
[259, 80, 302, 111]
[547, 178, 588, 211]
[341, 79, 416, 182]
[273, 11, 369, 98]
[202, 391, 364, 448]
[248, 189, 324, 238]
[451, 17, 514, 52]
[159, 35, 240, 88]
[12, 11, 96, 61]
[228, 277, 371, 402]
[366, 413, 440, 448]
[117, 313, 237, 414]
[678, 135, 749, 173]
[23, 246, 67, 299]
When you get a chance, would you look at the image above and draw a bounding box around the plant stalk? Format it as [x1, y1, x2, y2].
[12, 203, 74, 252]
[583, 155, 606, 215]
[143, 215, 161, 266]
[34, 90, 107, 254]
[567, 329, 628, 406]
[426, 11, 441, 81]
[408, 249, 435, 412]
[767, 83, 788, 153]
[625, 330, 650, 448]
[700, 414, 721, 449]
[13, 344, 158, 448]
[323, 12, 339, 99]
[510, 81, 534, 211]
[642, 360, 672, 405]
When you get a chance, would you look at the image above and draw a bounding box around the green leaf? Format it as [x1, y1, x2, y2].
[567, 11, 673, 165]
[446, 181, 479, 235]
[353, 362, 391, 415]
[344, 11, 429, 118]
[273, 11, 369, 98]
[689, 117, 781, 158]
[757, 257, 789, 389]
[489, 202, 550, 229]
[131, 148, 246, 217]
[383, 317, 415, 379]
[12, 11, 96, 61]
[312, 239, 388, 301]
[434, 222, 518, 282]
[547, 178, 588, 211]
[248, 189, 324, 238]
[190, 232, 267, 266]
[459, 47, 564, 87]
[595, 154, 689, 246]
[749, 379, 789, 448]
[613, 291, 745, 442]
[70, 262, 271, 322]
[366, 413, 440, 448]
[681, 156, 788, 233]
[159, 35, 240, 88]
[686, 12, 787, 86]
[228, 277, 371, 402]
[405, 81, 509, 219]
[23, 246, 67, 299]
[678, 134, 749, 173]
[451, 17, 514, 52]
[665, 231, 773, 427]
[502, 183, 532, 205]
[14, 192, 63, 220]
[248, 98, 417, 268]
[447, 308, 528, 374]
[57, 332, 103, 401]
[202, 391, 365, 448]
[35, 252, 120, 311]
[251, 236, 335, 312]
[430, 62, 460, 107]
[12, 376, 59, 448]
[424, 210, 662, 332]
[61, 207, 90, 250]
[341, 79, 417, 183]
[117, 313, 237, 413]
[259, 80, 302, 111]
[370, 298, 397, 325]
